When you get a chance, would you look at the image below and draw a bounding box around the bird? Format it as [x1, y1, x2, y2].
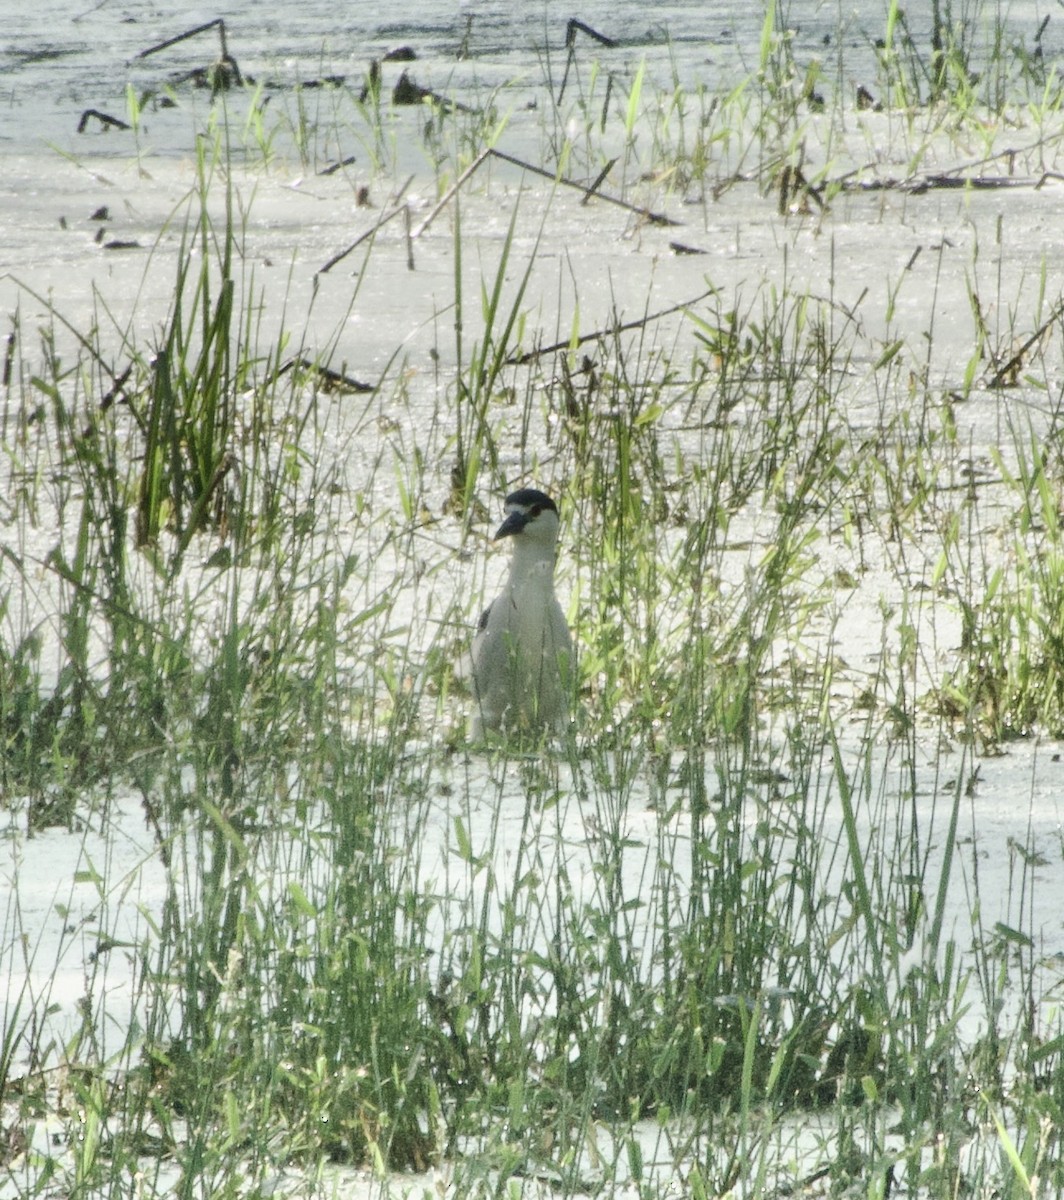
[470, 488, 573, 740]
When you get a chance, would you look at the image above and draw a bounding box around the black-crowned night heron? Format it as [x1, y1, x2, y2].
[470, 488, 573, 740]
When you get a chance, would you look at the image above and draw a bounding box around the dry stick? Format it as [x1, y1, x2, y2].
[77, 109, 131, 133]
[670, 241, 707, 256]
[581, 158, 616, 205]
[319, 203, 408, 274]
[332, 144, 679, 274]
[317, 174, 415, 274]
[823, 158, 889, 191]
[487, 148, 679, 226]
[565, 18, 618, 48]
[73, 0, 111, 22]
[2, 331, 15, 389]
[987, 299, 1064, 389]
[277, 356, 375, 393]
[134, 18, 228, 61]
[505, 287, 715, 366]
[600, 73, 613, 134]
[98, 363, 134, 413]
[837, 173, 1030, 194]
[319, 156, 357, 176]
[558, 19, 618, 105]
[410, 148, 492, 240]
[557, 46, 575, 106]
[923, 136, 1064, 180]
[391, 173, 416, 206]
[404, 205, 414, 271]
[412, 147, 678, 241]
[827, 133, 1064, 196]
[907, 174, 1044, 193]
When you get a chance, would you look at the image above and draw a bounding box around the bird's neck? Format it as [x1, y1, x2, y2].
[508, 542, 556, 588]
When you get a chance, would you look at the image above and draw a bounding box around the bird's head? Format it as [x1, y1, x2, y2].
[493, 488, 561, 546]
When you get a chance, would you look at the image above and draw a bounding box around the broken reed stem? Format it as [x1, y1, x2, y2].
[410, 149, 492, 240]
[134, 18, 229, 62]
[581, 158, 617, 205]
[319, 204, 409, 274]
[488, 149, 679, 225]
[276, 357, 375, 393]
[322, 145, 678, 274]
[505, 287, 716, 365]
[987, 298, 1064, 389]
[558, 18, 618, 105]
[408, 147, 678, 246]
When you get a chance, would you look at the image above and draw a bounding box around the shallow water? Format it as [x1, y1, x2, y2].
[3, 0, 1056, 157]
[3, 3, 1064, 1195]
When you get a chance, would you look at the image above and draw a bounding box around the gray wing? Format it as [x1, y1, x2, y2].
[470, 595, 511, 734]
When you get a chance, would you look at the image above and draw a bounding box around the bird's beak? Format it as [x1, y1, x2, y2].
[493, 508, 528, 539]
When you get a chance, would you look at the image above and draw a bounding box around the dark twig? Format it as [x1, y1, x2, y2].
[297, 75, 346, 90]
[581, 159, 616, 205]
[133, 19, 244, 91]
[488, 148, 679, 226]
[410, 149, 492, 239]
[393, 70, 476, 113]
[98, 363, 134, 414]
[319, 204, 409, 274]
[2, 329, 15, 389]
[558, 19, 617, 105]
[565, 19, 618, 49]
[411, 147, 677, 240]
[277, 357, 375, 394]
[823, 136, 1064, 195]
[600, 73, 613, 133]
[318, 156, 358, 177]
[506, 288, 715, 366]
[77, 109, 131, 133]
[134, 18, 229, 62]
[905, 173, 1044, 193]
[324, 144, 675, 275]
[986, 299, 1064, 389]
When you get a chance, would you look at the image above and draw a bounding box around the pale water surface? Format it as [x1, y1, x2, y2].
[2, 0, 1058, 156]
[3, 3, 1064, 1195]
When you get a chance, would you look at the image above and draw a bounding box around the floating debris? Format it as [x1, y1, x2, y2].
[319, 156, 358, 176]
[134, 19, 251, 96]
[392, 70, 476, 113]
[77, 109, 131, 133]
[278, 357, 375, 394]
[856, 84, 882, 111]
[558, 19, 618, 104]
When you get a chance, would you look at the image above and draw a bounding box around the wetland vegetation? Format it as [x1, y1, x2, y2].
[2, 2, 1064, 1196]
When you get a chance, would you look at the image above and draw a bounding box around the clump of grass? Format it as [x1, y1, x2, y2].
[936, 402, 1064, 741]
[4, 13, 1064, 1196]
[132, 137, 244, 561]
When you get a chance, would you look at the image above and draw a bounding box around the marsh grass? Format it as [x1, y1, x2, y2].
[3, 5, 1064, 1197]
